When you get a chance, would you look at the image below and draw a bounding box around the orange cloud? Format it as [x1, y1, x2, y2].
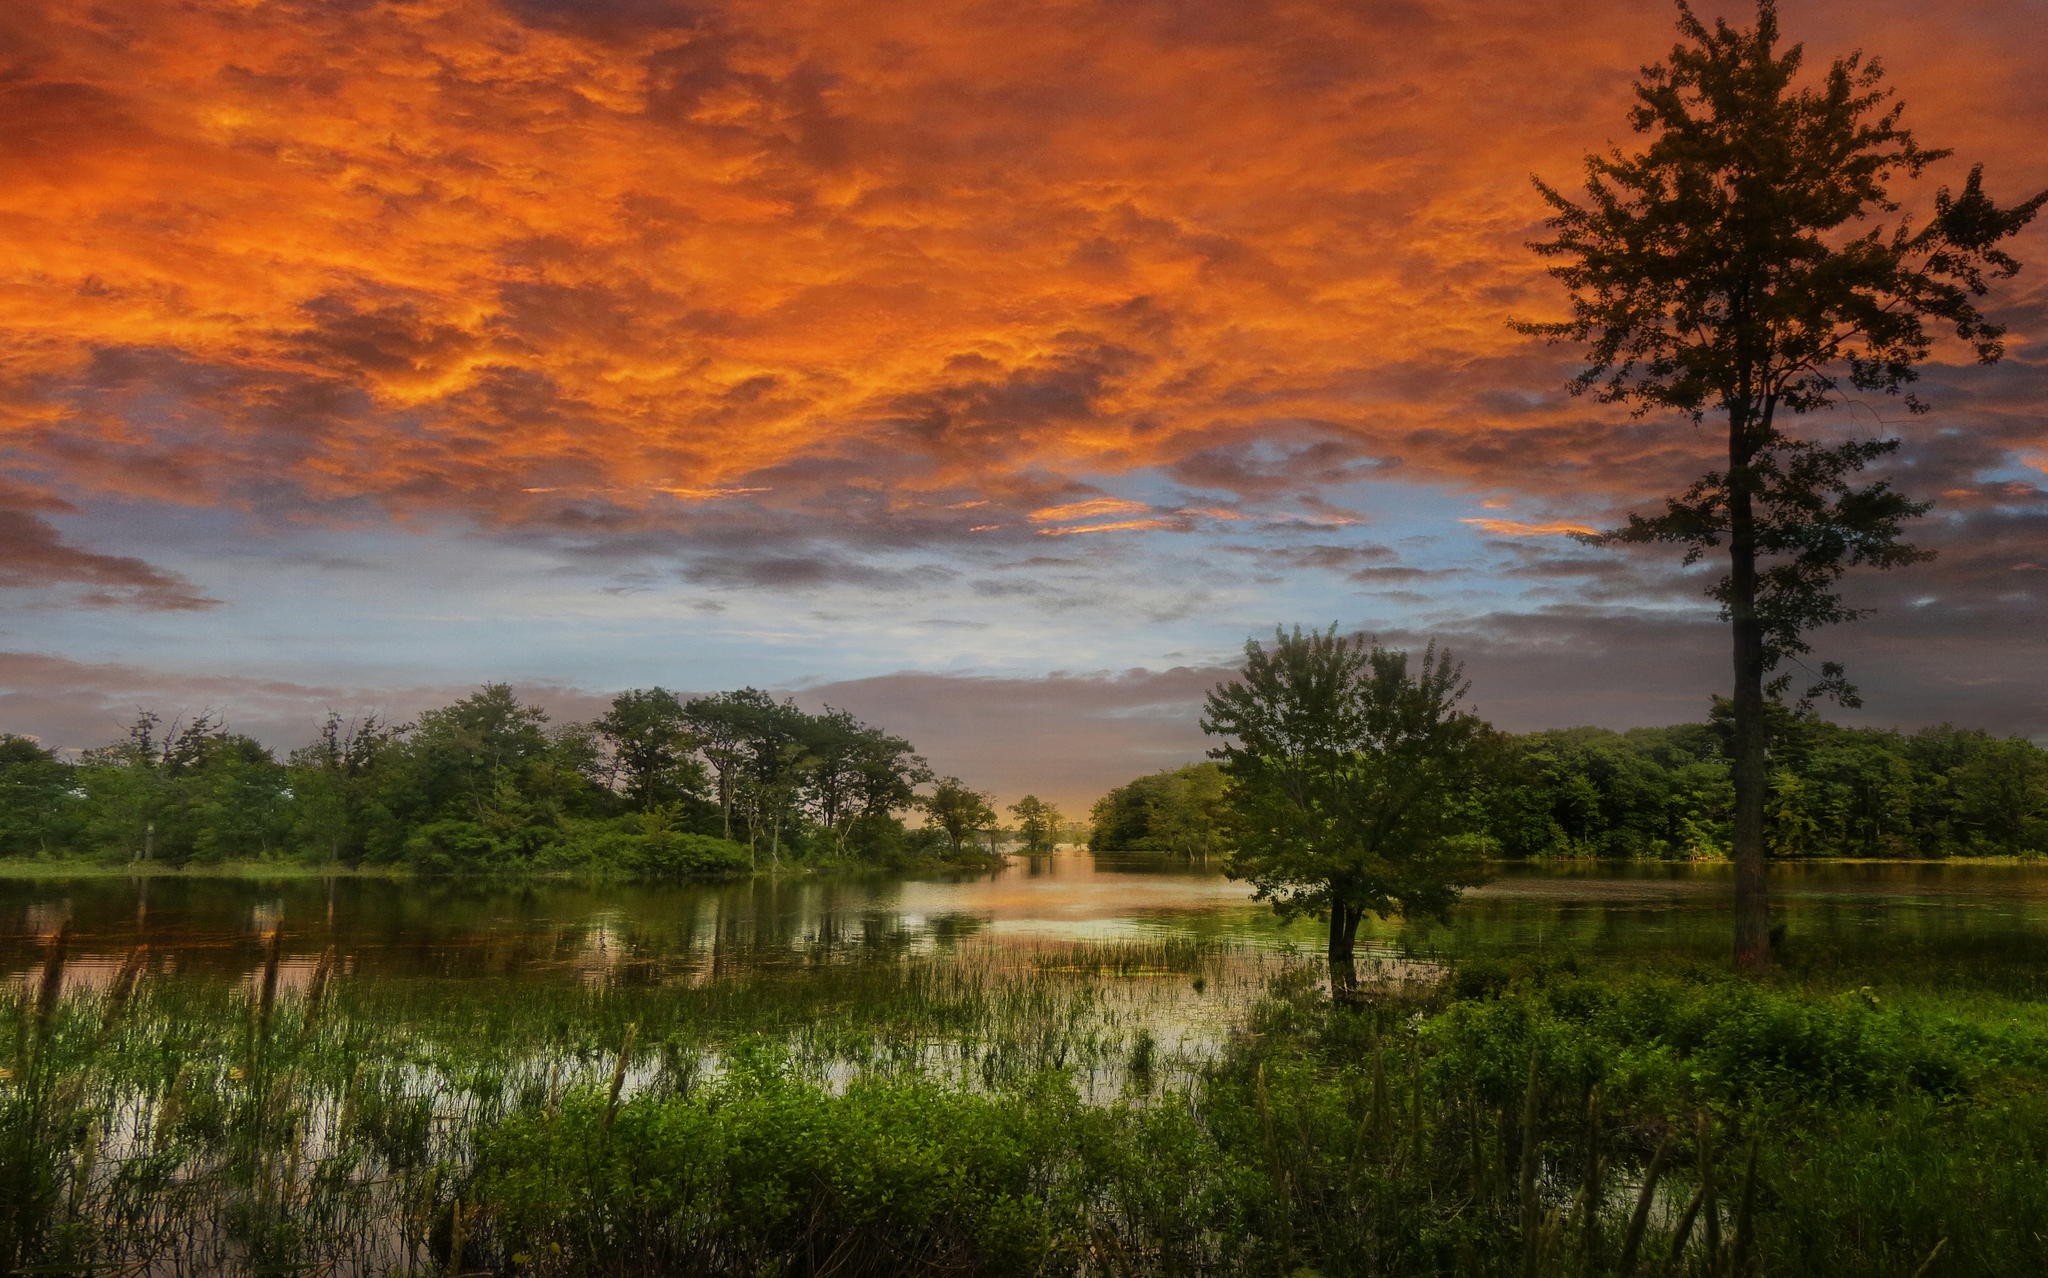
[1028, 498, 1152, 524]
[1035, 518, 1181, 537]
[0, 0, 2039, 588]
[1460, 518, 1599, 538]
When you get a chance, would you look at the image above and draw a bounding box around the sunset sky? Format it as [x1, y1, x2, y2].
[3, 0, 2044, 813]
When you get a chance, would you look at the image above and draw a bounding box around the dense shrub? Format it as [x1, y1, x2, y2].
[541, 818, 753, 877]
[478, 1080, 1090, 1274]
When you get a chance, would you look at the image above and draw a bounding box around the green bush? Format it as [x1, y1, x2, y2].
[401, 819, 504, 873]
[476, 1078, 1089, 1274]
[1421, 964, 1979, 1113]
[541, 817, 751, 877]
[634, 830, 751, 876]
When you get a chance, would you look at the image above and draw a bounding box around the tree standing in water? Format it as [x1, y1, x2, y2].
[1203, 627, 1490, 987]
[1518, 1, 2045, 970]
[1007, 795, 1064, 854]
[926, 776, 998, 857]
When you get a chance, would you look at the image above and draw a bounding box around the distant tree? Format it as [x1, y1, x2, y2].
[733, 698, 815, 869]
[593, 688, 706, 812]
[1089, 763, 1232, 860]
[1517, 1, 2046, 970]
[74, 711, 288, 865]
[801, 709, 929, 858]
[74, 713, 170, 861]
[1950, 736, 2048, 854]
[0, 735, 80, 857]
[683, 688, 779, 842]
[1203, 628, 1491, 986]
[375, 684, 600, 866]
[1007, 795, 1063, 853]
[405, 685, 553, 825]
[286, 713, 396, 864]
[925, 777, 998, 858]
[172, 733, 287, 864]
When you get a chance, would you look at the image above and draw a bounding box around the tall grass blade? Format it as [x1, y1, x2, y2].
[1618, 1130, 1675, 1275]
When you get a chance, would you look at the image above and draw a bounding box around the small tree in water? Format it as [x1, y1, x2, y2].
[1202, 627, 1491, 987]
[926, 776, 998, 858]
[1007, 795, 1063, 854]
[1518, 1, 2045, 971]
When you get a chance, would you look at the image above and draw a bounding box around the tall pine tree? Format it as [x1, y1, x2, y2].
[1518, 1, 2045, 969]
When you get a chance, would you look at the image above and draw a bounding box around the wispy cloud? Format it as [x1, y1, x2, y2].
[1460, 518, 1598, 538]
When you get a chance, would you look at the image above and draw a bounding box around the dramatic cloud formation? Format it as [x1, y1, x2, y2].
[0, 0, 2042, 803]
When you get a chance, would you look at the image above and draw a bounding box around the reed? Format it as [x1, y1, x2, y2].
[1517, 1050, 1542, 1278]
[1617, 1129, 1674, 1274]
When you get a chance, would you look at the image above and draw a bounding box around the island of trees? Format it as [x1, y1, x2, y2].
[0, 685, 1010, 874]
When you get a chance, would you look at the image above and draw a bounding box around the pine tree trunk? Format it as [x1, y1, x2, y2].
[1728, 438, 1772, 973]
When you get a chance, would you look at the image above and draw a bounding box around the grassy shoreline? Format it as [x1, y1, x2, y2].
[0, 851, 1008, 881]
[5, 938, 2044, 1275]
[1, 849, 2039, 882]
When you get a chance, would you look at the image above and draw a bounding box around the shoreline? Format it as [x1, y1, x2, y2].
[0, 851, 1011, 883]
[0, 848, 2037, 884]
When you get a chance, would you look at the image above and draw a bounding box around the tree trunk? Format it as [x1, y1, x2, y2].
[1728, 433, 1772, 973]
[1328, 899, 1360, 990]
[717, 766, 733, 841]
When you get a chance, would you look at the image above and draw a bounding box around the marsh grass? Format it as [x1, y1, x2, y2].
[4, 934, 2047, 1275]
[0, 936, 1275, 1271]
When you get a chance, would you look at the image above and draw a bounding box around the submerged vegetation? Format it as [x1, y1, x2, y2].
[0, 684, 1003, 875]
[5, 925, 2045, 1276]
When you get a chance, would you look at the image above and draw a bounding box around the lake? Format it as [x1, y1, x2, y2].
[8, 854, 2047, 994]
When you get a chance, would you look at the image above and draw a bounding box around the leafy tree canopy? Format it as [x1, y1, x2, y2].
[1202, 627, 1493, 979]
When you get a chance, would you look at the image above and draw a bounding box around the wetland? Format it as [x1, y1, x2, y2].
[5, 855, 2048, 1275]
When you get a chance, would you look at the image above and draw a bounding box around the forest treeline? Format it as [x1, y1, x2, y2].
[1093, 713, 2048, 860]
[0, 685, 1008, 873]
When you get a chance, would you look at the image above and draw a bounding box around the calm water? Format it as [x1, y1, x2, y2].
[6, 854, 2047, 991]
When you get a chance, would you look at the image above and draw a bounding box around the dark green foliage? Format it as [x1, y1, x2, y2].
[1006, 794, 1062, 853]
[478, 1081, 1085, 1273]
[542, 817, 752, 877]
[1098, 715, 2048, 863]
[1088, 761, 1231, 857]
[0, 735, 81, 857]
[6, 684, 974, 876]
[592, 687, 707, 812]
[1203, 628, 1494, 970]
[1484, 718, 2047, 860]
[676, 691, 938, 867]
[285, 713, 398, 864]
[923, 776, 998, 857]
[800, 708, 933, 858]
[73, 713, 290, 865]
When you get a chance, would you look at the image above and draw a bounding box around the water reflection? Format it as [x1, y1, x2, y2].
[5, 854, 2046, 991]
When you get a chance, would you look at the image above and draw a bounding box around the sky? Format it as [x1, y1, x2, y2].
[2, 0, 2044, 815]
